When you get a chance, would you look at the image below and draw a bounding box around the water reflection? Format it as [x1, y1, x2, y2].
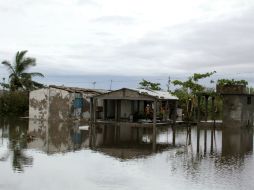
[0, 118, 253, 175]
[28, 119, 90, 154]
[89, 124, 172, 159]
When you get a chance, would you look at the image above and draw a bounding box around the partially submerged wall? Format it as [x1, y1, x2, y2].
[30, 87, 99, 121]
[223, 95, 254, 127]
[29, 88, 49, 120]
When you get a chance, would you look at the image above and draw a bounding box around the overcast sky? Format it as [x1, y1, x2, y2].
[1, 0, 254, 89]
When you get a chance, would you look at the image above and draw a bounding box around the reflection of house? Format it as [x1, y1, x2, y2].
[29, 85, 107, 121]
[91, 88, 178, 126]
[27, 119, 90, 154]
[91, 124, 170, 159]
[218, 85, 254, 127]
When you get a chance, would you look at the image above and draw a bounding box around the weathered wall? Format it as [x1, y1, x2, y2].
[48, 88, 71, 121]
[29, 88, 49, 120]
[223, 95, 254, 127]
[241, 96, 254, 126]
[30, 87, 100, 121]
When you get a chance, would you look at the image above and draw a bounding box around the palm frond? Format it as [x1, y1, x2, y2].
[15, 50, 28, 66]
[22, 72, 44, 78]
[19, 58, 36, 72]
[1, 60, 16, 74]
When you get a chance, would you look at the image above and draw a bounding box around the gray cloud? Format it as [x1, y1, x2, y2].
[1, 0, 254, 84]
[112, 7, 254, 75]
[92, 16, 136, 25]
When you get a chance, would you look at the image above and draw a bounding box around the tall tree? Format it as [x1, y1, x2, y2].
[139, 79, 161, 90]
[171, 71, 216, 121]
[1, 50, 44, 91]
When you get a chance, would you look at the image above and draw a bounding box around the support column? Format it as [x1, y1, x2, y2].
[197, 127, 200, 154]
[204, 129, 207, 155]
[172, 126, 176, 147]
[211, 96, 215, 127]
[210, 129, 214, 154]
[205, 95, 209, 122]
[153, 100, 157, 151]
[173, 100, 177, 125]
[197, 95, 201, 122]
[166, 100, 169, 121]
[90, 97, 94, 122]
[103, 100, 107, 120]
[115, 100, 118, 121]
[93, 98, 97, 122]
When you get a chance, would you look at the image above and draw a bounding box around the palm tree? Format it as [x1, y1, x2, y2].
[1, 50, 44, 91]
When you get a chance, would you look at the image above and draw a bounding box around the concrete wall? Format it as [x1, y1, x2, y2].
[49, 88, 71, 121]
[223, 95, 254, 127]
[30, 87, 98, 121]
[29, 88, 49, 120]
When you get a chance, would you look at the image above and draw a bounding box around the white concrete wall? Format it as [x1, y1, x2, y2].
[30, 87, 99, 121]
[29, 88, 49, 120]
[48, 88, 71, 120]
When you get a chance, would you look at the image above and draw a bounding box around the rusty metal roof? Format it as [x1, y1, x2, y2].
[49, 85, 108, 94]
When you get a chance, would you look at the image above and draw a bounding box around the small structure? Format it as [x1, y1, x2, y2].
[218, 84, 254, 127]
[29, 85, 107, 121]
[90, 88, 178, 127]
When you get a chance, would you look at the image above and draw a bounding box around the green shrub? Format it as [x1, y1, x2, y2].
[0, 91, 29, 116]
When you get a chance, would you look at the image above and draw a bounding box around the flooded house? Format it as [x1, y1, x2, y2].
[29, 85, 107, 121]
[218, 84, 254, 127]
[90, 88, 179, 127]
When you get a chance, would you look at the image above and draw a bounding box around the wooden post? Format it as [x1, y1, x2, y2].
[211, 96, 215, 127]
[197, 95, 201, 122]
[166, 100, 169, 121]
[153, 100, 157, 151]
[115, 100, 118, 121]
[188, 127, 191, 145]
[103, 99, 107, 120]
[197, 127, 200, 154]
[93, 98, 97, 122]
[172, 126, 175, 147]
[210, 129, 214, 154]
[173, 100, 177, 125]
[205, 95, 209, 122]
[90, 97, 94, 122]
[204, 129, 207, 155]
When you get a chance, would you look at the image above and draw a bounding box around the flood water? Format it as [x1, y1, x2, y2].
[0, 118, 254, 190]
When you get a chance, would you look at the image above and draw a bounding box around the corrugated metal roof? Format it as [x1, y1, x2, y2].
[48, 85, 108, 94]
[132, 88, 178, 100]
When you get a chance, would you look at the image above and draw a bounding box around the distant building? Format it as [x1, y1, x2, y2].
[218, 85, 254, 127]
[29, 85, 107, 121]
[91, 88, 179, 125]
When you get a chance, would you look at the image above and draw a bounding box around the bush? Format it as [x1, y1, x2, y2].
[0, 91, 29, 116]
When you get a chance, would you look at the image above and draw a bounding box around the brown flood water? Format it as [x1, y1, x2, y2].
[0, 118, 254, 190]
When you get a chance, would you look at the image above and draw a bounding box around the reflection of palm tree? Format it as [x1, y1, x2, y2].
[8, 119, 33, 172]
[1, 50, 44, 91]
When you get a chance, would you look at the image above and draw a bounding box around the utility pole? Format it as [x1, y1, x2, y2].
[110, 80, 113, 90]
[92, 81, 96, 89]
